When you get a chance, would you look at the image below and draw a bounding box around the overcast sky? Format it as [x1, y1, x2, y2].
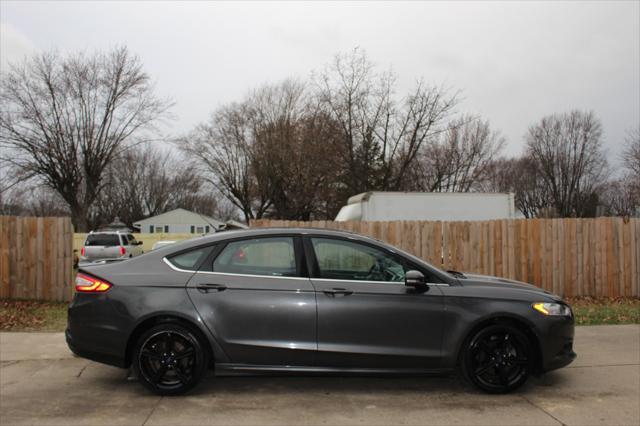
[1, 1, 638, 163]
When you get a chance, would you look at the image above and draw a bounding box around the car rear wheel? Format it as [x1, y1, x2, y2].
[462, 323, 533, 393]
[133, 323, 209, 396]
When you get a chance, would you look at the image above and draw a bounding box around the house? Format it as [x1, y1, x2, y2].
[133, 208, 225, 234]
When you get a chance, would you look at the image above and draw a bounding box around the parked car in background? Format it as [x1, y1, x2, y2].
[152, 240, 177, 250]
[80, 231, 144, 261]
[67, 228, 575, 396]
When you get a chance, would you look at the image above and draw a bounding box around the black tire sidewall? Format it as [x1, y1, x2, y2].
[462, 323, 532, 394]
[133, 322, 209, 396]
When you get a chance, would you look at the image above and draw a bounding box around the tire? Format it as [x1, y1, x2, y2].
[461, 323, 533, 393]
[133, 323, 209, 396]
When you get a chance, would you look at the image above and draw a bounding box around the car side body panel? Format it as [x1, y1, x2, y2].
[67, 228, 575, 380]
[311, 279, 446, 368]
[438, 284, 574, 372]
[67, 260, 230, 367]
[185, 271, 317, 366]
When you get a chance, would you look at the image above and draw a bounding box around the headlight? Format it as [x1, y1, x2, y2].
[533, 302, 572, 316]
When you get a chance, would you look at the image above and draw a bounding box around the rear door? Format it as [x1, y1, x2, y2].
[185, 235, 317, 366]
[306, 236, 446, 369]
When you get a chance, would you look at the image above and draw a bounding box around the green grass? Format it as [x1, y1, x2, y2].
[0, 297, 638, 332]
[566, 297, 640, 326]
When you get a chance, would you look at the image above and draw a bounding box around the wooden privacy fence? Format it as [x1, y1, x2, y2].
[252, 218, 640, 298]
[1, 216, 74, 302]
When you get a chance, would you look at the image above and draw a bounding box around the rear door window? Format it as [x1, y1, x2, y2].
[167, 247, 211, 271]
[213, 237, 297, 277]
[85, 234, 120, 247]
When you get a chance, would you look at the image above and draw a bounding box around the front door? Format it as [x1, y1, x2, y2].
[186, 236, 317, 366]
[306, 236, 445, 369]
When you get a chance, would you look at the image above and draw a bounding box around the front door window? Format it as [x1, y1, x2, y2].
[310, 238, 406, 282]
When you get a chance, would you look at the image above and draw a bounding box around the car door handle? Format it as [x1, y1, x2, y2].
[323, 288, 353, 296]
[196, 283, 227, 293]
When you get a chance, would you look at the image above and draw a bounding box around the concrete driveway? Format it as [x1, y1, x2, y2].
[1, 325, 638, 426]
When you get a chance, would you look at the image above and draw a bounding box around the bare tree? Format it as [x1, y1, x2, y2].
[525, 110, 609, 217]
[411, 116, 505, 192]
[601, 178, 638, 216]
[93, 144, 225, 228]
[0, 183, 68, 217]
[180, 101, 271, 222]
[0, 47, 172, 231]
[249, 83, 342, 220]
[181, 80, 342, 222]
[315, 48, 458, 195]
[483, 156, 550, 218]
[602, 127, 640, 216]
[622, 127, 640, 181]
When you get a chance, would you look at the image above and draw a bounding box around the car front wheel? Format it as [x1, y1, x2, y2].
[133, 323, 209, 396]
[462, 323, 533, 393]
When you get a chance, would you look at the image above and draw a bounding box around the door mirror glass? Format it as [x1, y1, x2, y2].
[405, 270, 426, 287]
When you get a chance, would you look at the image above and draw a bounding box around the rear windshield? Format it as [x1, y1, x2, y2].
[85, 234, 121, 246]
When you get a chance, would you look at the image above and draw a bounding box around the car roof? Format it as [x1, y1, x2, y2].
[159, 227, 380, 252]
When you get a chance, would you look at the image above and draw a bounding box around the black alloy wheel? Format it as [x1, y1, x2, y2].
[134, 323, 209, 395]
[462, 324, 533, 393]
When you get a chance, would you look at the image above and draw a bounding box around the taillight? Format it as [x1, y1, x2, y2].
[119, 246, 126, 256]
[75, 273, 112, 293]
[81, 247, 85, 257]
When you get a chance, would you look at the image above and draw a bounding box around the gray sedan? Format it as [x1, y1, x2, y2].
[66, 228, 576, 395]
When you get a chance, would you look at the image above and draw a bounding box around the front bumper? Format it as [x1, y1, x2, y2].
[538, 314, 576, 372]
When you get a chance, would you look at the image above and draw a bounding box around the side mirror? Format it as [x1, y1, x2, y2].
[405, 270, 426, 288]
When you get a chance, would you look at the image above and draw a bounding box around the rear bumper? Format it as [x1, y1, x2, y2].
[66, 328, 126, 368]
[66, 293, 129, 368]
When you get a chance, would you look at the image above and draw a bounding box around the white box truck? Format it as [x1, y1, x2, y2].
[334, 192, 518, 221]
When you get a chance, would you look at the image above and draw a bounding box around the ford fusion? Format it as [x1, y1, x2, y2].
[67, 228, 576, 395]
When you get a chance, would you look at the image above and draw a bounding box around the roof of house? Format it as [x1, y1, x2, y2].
[133, 208, 225, 229]
[222, 220, 249, 230]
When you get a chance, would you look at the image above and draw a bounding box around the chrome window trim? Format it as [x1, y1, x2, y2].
[310, 278, 449, 287]
[163, 257, 448, 285]
[163, 257, 309, 281]
[163, 257, 196, 273]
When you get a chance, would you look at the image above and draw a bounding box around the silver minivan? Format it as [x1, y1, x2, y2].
[81, 232, 144, 261]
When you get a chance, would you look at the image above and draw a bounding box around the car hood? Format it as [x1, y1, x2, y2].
[457, 273, 562, 301]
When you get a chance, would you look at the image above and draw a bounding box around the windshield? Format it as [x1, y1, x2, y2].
[85, 234, 121, 246]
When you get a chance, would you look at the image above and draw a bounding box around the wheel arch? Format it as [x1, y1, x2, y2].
[124, 312, 225, 368]
[455, 313, 543, 373]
